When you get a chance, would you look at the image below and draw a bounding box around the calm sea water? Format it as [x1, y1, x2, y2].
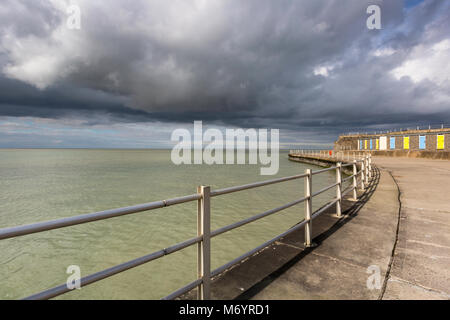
[0, 149, 344, 299]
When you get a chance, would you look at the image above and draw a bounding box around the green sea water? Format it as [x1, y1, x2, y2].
[0, 149, 345, 299]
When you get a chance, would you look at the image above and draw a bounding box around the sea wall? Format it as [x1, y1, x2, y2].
[288, 154, 355, 175]
[334, 127, 450, 160]
[364, 150, 450, 160]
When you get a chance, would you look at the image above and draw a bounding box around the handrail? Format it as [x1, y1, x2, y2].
[1, 153, 373, 300]
[312, 182, 339, 198]
[289, 149, 366, 164]
[311, 167, 336, 175]
[210, 196, 308, 238]
[210, 219, 310, 279]
[0, 194, 201, 241]
[342, 123, 450, 136]
[342, 185, 357, 198]
[210, 172, 308, 197]
[342, 175, 354, 183]
[341, 163, 354, 168]
[162, 279, 203, 301]
[24, 235, 203, 300]
[312, 198, 339, 220]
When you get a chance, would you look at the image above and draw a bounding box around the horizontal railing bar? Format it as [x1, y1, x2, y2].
[289, 152, 364, 163]
[211, 196, 308, 238]
[312, 198, 339, 220]
[341, 163, 354, 167]
[164, 235, 203, 255]
[342, 185, 356, 198]
[342, 175, 354, 183]
[210, 173, 308, 197]
[0, 194, 201, 241]
[24, 250, 165, 300]
[211, 219, 309, 278]
[24, 235, 202, 300]
[162, 278, 203, 300]
[311, 167, 336, 175]
[311, 182, 339, 198]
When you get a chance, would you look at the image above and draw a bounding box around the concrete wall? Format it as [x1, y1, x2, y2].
[335, 128, 450, 155]
[369, 150, 450, 160]
[334, 136, 359, 151]
[288, 154, 356, 175]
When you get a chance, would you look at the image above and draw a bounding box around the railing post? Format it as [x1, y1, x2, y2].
[197, 186, 211, 300]
[352, 160, 358, 201]
[304, 169, 315, 247]
[336, 163, 342, 217]
[361, 159, 365, 191]
[364, 156, 369, 185]
[367, 155, 370, 183]
[368, 154, 372, 179]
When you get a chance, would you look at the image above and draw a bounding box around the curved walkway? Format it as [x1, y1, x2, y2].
[181, 163, 401, 300]
[374, 157, 450, 300]
[182, 156, 448, 300]
[247, 166, 400, 299]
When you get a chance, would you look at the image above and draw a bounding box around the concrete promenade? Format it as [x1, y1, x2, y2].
[182, 157, 399, 300]
[247, 156, 450, 300]
[181, 156, 449, 300]
[373, 157, 450, 299]
[248, 164, 400, 299]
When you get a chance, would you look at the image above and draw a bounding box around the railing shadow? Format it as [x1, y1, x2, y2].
[234, 166, 381, 300]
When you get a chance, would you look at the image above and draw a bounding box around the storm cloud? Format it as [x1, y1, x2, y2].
[0, 0, 449, 147]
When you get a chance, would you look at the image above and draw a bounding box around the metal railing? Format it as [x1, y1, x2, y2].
[0, 154, 372, 300]
[289, 149, 367, 163]
[342, 123, 450, 136]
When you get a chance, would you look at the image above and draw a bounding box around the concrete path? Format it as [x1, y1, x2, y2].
[248, 167, 400, 300]
[181, 157, 449, 300]
[182, 164, 401, 300]
[373, 157, 450, 300]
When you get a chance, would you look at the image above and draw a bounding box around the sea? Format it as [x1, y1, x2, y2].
[0, 149, 343, 299]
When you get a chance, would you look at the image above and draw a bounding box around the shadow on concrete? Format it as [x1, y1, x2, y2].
[234, 167, 381, 300]
[180, 167, 381, 300]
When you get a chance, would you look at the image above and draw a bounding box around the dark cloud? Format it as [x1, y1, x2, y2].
[0, 76, 152, 123]
[0, 0, 449, 139]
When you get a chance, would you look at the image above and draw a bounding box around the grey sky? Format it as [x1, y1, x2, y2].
[0, 0, 449, 148]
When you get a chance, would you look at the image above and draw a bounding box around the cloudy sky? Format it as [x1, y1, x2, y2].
[0, 0, 449, 148]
